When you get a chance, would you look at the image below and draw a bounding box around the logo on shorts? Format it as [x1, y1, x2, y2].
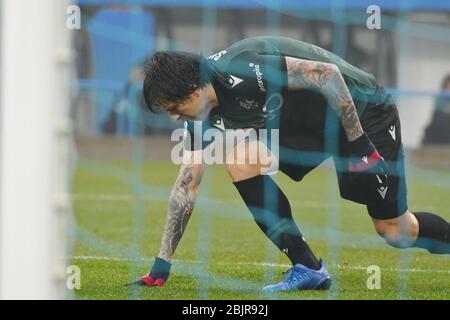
[376, 174, 388, 199]
[377, 186, 388, 199]
[389, 125, 396, 141]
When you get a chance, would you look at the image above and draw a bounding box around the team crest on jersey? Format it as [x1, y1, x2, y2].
[238, 98, 260, 110]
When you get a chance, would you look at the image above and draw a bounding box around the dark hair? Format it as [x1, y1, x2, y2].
[142, 51, 212, 113]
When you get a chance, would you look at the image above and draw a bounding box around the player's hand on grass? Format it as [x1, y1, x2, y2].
[126, 257, 172, 287]
[348, 132, 389, 184]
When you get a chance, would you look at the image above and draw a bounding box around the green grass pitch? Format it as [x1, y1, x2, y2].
[71, 159, 450, 300]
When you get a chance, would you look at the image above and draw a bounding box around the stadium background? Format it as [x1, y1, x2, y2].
[1, 0, 449, 299]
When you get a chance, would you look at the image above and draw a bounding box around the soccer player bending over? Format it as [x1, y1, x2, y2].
[131, 37, 450, 291]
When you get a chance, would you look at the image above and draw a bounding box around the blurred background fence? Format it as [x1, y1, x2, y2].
[71, 0, 450, 168]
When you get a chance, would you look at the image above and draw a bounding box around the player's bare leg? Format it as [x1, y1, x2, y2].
[372, 210, 449, 253]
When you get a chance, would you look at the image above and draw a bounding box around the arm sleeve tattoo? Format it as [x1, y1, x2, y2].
[158, 163, 204, 261]
[285, 56, 364, 142]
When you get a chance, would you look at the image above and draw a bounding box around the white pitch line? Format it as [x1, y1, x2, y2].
[71, 193, 333, 207]
[71, 193, 350, 210]
[71, 193, 448, 211]
[69, 255, 449, 274]
[72, 194, 137, 202]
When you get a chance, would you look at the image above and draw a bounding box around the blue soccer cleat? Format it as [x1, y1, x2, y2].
[262, 258, 331, 292]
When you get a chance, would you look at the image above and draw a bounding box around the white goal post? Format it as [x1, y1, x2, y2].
[0, 0, 72, 299]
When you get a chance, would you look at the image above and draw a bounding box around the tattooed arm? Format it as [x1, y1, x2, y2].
[285, 56, 363, 142]
[158, 150, 205, 261]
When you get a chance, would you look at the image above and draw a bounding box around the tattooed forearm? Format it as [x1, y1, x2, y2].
[286, 56, 363, 141]
[158, 163, 204, 261]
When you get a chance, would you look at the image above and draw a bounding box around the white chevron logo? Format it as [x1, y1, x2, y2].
[376, 175, 382, 184]
[377, 186, 388, 199]
[389, 125, 396, 141]
[213, 118, 225, 131]
[229, 75, 244, 88]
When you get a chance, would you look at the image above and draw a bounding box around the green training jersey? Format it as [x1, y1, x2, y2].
[185, 36, 380, 150]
